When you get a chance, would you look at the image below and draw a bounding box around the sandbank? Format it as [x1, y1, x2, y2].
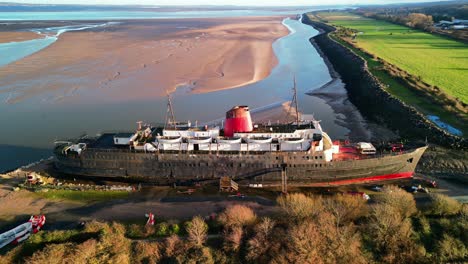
[0, 17, 288, 104]
[0, 31, 42, 43]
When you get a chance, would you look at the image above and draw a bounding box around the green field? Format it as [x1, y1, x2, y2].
[317, 12, 468, 105]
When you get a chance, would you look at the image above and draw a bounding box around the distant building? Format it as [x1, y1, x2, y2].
[435, 18, 468, 30]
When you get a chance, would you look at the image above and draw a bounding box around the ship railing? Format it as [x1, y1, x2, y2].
[79, 145, 423, 158]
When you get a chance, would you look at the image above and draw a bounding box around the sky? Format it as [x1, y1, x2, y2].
[1, 0, 452, 6]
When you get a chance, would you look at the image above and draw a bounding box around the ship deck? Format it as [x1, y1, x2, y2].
[71, 133, 426, 161]
[87, 133, 129, 150]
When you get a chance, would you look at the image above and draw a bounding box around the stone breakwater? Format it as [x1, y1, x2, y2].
[301, 15, 467, 150]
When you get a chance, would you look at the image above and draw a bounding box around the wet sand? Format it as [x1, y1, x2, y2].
[0, 31, 42, 43]
[0, 17, 288, 104]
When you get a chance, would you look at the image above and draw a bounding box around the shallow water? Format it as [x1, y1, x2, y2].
[427, 115, 463, 136]
[0, 22, 114, 67]
[0, 12, 366, 172]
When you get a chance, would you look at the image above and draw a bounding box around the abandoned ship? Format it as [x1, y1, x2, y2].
[54, 100, 427, 187]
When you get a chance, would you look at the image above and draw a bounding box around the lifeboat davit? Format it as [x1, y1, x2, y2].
[157, 136, 182, 144]
[188, 137, 212, 144]
[144, 143, 157, 152]
[248, 137, 273, 144]
[217, 137, 242, 144]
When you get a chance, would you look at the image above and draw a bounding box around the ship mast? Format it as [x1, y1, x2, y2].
[283, 76, 301, 125]
[164, 92, 177, 130]
[293, 76, 300, 125]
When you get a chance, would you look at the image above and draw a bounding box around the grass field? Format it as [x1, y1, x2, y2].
[317, 12, 468, 105]
[34, 189, 130, 203]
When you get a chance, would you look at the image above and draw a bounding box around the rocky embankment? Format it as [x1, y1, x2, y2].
[418, 146, 468, 183]
[301, 15, 467, 178]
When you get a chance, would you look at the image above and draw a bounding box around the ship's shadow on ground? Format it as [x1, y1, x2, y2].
[43, 190, 276, 230]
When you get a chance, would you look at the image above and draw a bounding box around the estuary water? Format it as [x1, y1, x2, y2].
[0, 9, 318, 21]
[0, 23, 112, 66]
[0, 11, 369, 172]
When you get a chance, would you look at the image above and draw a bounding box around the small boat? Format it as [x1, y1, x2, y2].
[281, 137, 305, 144]
[157, 136, 182, 144]
[216, 137, 242, 144]
[188, 137, 212, 144]
[248, 137, 273, 144]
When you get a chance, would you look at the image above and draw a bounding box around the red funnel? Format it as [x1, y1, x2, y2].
[224, 106, 253, 137]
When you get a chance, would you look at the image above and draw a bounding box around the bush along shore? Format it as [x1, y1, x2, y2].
[301, 14, 467, 150]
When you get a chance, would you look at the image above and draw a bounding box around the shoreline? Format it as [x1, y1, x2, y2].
[303, 19, 395, 142]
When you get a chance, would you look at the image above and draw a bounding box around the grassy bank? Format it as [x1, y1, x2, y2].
[33, 189, 130, 203]
[310, 12, 468, 135]
[316, 12, 468, 104]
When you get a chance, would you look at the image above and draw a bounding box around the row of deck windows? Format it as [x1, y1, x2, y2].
[93, 153, 326, 163]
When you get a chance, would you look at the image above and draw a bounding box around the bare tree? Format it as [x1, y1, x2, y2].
[246, 217, 276, 261]
[186, 216, 208, 247]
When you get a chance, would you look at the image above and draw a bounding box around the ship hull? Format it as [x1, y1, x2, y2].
[54, 146, 427, 186]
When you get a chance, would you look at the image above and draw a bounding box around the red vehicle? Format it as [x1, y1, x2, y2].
[0, 215, 46, 248]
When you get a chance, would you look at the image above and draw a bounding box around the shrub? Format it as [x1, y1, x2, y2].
[283, 221, 323, 263]
[316, 212, 367, 264]
[435, 234, 467, 263]
[132, 241, 161, 264]
[143, 224, 155, 238]
[27, 243, 73, 264]
[163, 235, 184, 258]
[274, 210, 366, 264]
[211, 249, 231, 264]
[95, 222, 131, 264]
[127, 224, 144, 238]
[323, 194, 368, 225]
[223, 226, 243, 252]
[186, 216, 208, 247]
[378, 185, 416, 218]
[277, 193, 323, 221]
[83, 220, 107, 233]
[367, 203, 426, 263]
[156, 222, 169, 236]
[72, 239, 98, 263]
[169, 223, 181, 235]
[426, 193, 461, 216]
[218, 205, 256, 227]
[181, 246, 214, 264]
